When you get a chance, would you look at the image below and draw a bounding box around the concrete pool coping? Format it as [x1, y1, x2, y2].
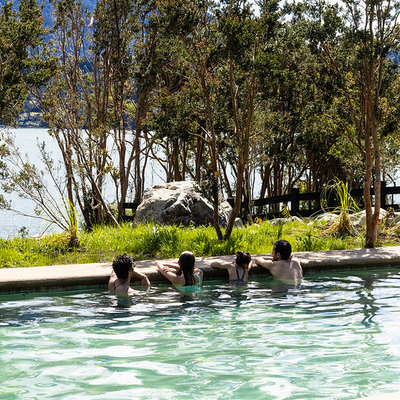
[1, 246, 400, 294]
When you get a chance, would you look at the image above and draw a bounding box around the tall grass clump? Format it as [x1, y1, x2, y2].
[321, 178, 360, 236]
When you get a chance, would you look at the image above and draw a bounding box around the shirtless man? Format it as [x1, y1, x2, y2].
[108, 254, 150, 296]
[255, 240, 303, 284]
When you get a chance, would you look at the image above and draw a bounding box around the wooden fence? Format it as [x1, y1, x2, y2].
[227, 181, 400, 220]
[122, 202, 139, 222]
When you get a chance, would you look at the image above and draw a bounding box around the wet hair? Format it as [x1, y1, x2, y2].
[235, 251, 252, 269]
[274, 240, 292, 260]
[112, 254, 134, 280]
[179, 251, 196, 286]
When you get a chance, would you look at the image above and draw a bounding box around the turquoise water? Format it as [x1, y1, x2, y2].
[1, 269, 400, 399]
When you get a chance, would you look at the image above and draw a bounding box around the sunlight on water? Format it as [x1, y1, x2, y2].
[0, 270, 400, 399]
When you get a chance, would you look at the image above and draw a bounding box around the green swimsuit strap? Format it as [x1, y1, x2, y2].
[194, 273, 201, 285]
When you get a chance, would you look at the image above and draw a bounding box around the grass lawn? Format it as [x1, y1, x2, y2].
[1, 218, 400, 268]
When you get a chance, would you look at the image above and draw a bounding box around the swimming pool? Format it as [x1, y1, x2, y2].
[0, 268, 399, 399]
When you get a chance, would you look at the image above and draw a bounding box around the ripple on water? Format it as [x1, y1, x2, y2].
[0, 271, 400, 399]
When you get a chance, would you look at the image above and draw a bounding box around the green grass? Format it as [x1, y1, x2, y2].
[0, 218, 398, 268]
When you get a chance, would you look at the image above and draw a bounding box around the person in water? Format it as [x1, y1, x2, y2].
[156, 251, 203, 292]
[108, 254, 150, 296]
[254, 240, 303, 284]
[210, 251, 252, 286]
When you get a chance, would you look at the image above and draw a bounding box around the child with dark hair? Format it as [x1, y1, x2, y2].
[255, 240, 303, 284]
[108, 254, 150, 296]
[210, 251, 252, 286]
[156, 251, 203, 292]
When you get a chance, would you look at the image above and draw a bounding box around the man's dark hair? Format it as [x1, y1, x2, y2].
[112, 254, 134, 279]
[236, 251, 252, 268]
[274, 240, 292, 260]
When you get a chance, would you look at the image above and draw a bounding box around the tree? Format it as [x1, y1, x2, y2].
[30, 0, 119, 229]
[1, 132, 80, 245]
[109, 0, 161, 211]
[0, 0, 56, 125]
[216, 0, 280, 237]
[155, 0, 280, 240]
[309, 0, 400, 247]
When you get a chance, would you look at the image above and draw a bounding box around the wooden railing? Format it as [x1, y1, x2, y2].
[121, 202, 139, 222]
[122, 181, 400, 222]
[228, 181, 400, 220]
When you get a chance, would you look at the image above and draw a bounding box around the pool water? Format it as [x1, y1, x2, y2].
[0, 269, 400, 399]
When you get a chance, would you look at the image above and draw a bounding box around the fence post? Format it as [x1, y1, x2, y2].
[380, 181, 386, 209]
[290, 187, 300, 216]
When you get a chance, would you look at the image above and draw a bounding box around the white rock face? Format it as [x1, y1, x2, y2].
[133, 181, 232, 226]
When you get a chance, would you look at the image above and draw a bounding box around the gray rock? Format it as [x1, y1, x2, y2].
[133, 181, 232, 227]
[349, 208, 387, 230]
[314, 213, 341, 224]
[234, 217, 244, 227]
[270, 216, 302, 225]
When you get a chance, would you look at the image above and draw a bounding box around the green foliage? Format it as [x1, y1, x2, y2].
[0, 133, 85, 242]
[2, 0, 400, 251]
[273, 220, 284, 241]
[321, 177, 360, 236]
[0, 0, 56, 125]
[0, 218, 372, 268]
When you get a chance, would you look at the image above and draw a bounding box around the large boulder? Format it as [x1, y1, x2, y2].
[133, 181, 232, 227]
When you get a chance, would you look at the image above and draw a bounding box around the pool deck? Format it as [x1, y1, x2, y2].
[1, 245, 400, 294]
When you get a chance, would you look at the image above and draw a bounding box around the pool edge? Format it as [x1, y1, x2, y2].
[1, 246, 400, 294]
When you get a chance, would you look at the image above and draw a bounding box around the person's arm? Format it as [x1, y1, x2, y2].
[157, 261, 181, 284]
[109, 270, 117, 280]
[132, 269, 150, 287]
[210, 260, 233, 269]
[254, 256, 273, 270]
[108, 270, 116, 292]
[158, 262, 180, 272]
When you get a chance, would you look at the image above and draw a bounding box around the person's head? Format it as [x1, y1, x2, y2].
[272, 240, 292, 261]
[235, 251, 252, 269]
[178, 251, 196, 286]
[112, 254, 134, 280]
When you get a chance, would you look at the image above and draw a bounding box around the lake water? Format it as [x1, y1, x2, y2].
[0, 128, 166, 239]
[0, 268, 400, 399]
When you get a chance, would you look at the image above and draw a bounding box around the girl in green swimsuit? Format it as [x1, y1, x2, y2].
[157, 251, 203, 292]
